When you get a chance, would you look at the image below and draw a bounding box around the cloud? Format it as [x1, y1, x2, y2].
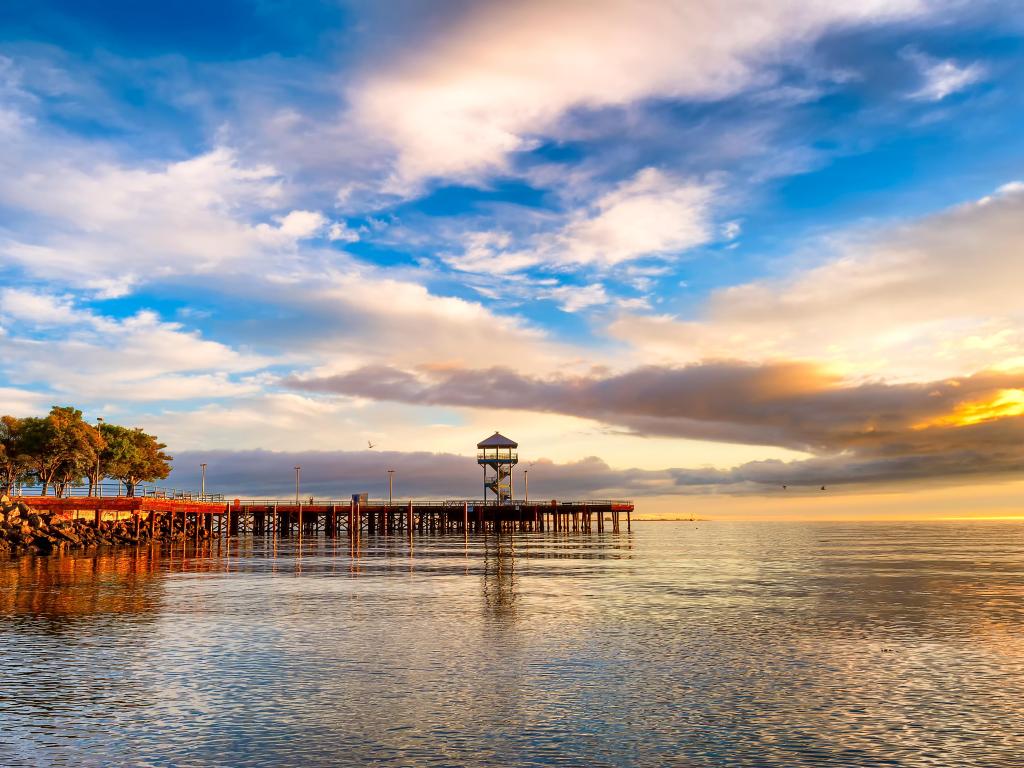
[285, 360, 1024, 489]
[444, 169, 716, 278]
[903, 47, 986, 101]
[0, 288, 79, 326]
[610, 182, 1024, 381]
[218, 264, 571, 372]
[541, 283, 608, 313]
[328, 222, 360, 243]
[168, 447, 666, 500]
[553, 169, 714, 267]
[0, 289, 268, 401]
[350, 0, 936, 188]
[0, 386, 50, 416]
[0, 133, 337, 294]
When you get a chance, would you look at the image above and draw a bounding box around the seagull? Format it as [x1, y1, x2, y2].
[367, 441, 376, 449]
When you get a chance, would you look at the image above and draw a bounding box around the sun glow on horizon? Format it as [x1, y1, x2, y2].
[914, 388, 1024, 430]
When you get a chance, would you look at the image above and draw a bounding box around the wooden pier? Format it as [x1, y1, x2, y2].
[16, 497, 635, 538]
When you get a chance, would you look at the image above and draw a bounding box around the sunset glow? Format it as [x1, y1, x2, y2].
[915, 388, 1024, 430]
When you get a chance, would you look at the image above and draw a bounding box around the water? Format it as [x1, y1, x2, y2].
[1, 522, 1023, 767]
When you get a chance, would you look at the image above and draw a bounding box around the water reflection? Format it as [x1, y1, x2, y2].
[0, 523, 1022, 767]
[481, 536, 519, 619]
[0, 547, 166, 623]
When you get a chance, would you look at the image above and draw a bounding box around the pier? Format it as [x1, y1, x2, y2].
[14, 496, 634, 538]
[10, 434, 634, 542]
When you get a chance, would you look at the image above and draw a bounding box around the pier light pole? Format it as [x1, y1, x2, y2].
[95, 416, 104, 497]
[387, 469, 394, 505]
[295, 466, 301, 504]
[200, 463, 207, 500]
[524, 469, 529, 504]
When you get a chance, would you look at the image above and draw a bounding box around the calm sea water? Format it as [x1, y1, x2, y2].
[1, 522, 1023, 767]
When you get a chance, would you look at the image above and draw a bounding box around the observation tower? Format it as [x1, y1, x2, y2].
[477, 432, 518, 505]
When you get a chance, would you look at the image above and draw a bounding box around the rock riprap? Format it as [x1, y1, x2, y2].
[0, 495, 212, 556]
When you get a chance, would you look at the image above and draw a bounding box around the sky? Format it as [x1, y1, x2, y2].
[0, 0, 1022, 519]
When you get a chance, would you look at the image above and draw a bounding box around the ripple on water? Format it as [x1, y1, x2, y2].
[1, 522, 1024, 767]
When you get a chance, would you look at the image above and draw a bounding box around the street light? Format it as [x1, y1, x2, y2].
[200, 463, 207, 500]
[524, 468, 529, 504]
[95, 417, 104, 498]
[387, 469, 395, 505]
[295, 466, 301, 504]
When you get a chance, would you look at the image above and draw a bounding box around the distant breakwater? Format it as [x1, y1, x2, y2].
[0, 496, 208, 557]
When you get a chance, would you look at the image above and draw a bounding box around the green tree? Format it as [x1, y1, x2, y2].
[0, 416, 32, 495]
[21, 407, 105, 496]
[100, 424, 172, 496]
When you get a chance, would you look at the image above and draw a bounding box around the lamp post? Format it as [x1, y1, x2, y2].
[95, 417, 104, 498]
[200, 463, 207, 500]
[295, 466, 301, 504]
[387, 469, 395, 505]
[524, 469, 529, 504]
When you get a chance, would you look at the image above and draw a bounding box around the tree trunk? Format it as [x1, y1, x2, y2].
[126, 480, 136, 497]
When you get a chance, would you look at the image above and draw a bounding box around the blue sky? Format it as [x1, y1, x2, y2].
[0, 1, 1023, 514]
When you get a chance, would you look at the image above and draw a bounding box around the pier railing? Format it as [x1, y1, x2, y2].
[9, 486, 630, 510]
[12, 482, 226, 502]
[229, 498, 632, 508]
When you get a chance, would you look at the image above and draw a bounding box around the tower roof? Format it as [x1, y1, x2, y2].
[477, 432, 518, 449]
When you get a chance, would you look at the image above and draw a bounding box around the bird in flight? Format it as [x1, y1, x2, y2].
[367, 441, 376, 449]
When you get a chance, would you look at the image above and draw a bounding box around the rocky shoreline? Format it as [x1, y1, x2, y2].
[0, 496, 212, 556]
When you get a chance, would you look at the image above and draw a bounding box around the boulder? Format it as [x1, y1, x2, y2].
[54, 527, 81, 546]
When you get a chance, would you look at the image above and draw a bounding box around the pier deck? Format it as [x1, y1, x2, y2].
[16, 496, 635, 537]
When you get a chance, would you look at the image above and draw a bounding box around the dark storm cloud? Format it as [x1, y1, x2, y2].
[283, 362, 1024, 491]
[168, 449, 671, 501]
[286, 362, 1024, 448]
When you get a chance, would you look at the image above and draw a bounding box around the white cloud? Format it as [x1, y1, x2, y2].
[442, 231, 538, 274]
[445, 169, 716, 275]
[351, 0, 935, 188]
[328, 221, 360, 243]
[271, 209, 327, 239]
[0, 138, 331, 291]
[0, 288, 80, 326]
[260, 266, 576, 372]
[555, 169, 714, 266]
[903, 47, 985, 101]
[542, 283, 608, 313]
[0, 292, 270, 402]
[0, 386, 49, 416]
[610, 182, 1024, 381]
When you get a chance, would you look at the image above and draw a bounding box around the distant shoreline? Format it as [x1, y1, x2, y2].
[632, 517, 707, 522]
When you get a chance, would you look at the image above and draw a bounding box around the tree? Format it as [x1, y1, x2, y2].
[0, 416, 31, 495]
[20, 407, 105, 496]
[100, 424, 172, 497]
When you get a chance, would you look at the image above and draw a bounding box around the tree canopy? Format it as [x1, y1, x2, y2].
[0, 407, 172, 496]
[99, 423, 172, 497]
[0, 415, 31, 495]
